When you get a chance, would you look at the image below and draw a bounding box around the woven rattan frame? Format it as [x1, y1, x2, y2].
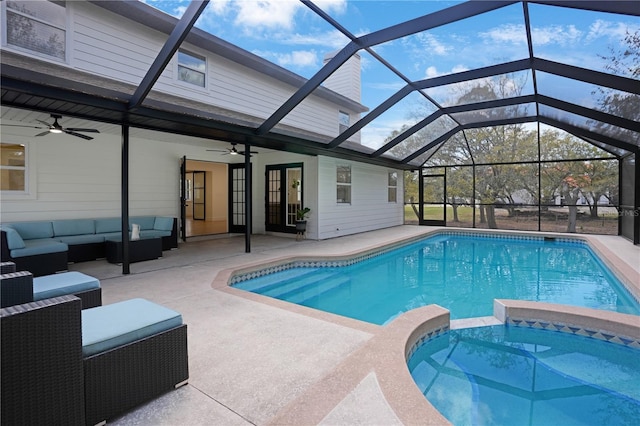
[0, 271, 34, 308]
[1, 296, 85, 425]
[0, 261, 16, 273]
[84, 324, 189, 425]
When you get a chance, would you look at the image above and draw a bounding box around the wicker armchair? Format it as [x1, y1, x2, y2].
[0, 270, 102, 309]
[1, 296, 86, 425]
[1, 296, 189, 426]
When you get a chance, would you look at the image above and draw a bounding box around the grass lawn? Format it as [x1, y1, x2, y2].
[403, 204, 617, 235]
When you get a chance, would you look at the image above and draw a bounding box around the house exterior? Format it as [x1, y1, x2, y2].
[0, 0, 404, 241]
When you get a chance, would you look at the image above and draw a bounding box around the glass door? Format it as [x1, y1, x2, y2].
[228, 164, 248, 233]
[192, 171, 206, 220]
[286, 167, 302, 227]
[266, 163, 303, 233]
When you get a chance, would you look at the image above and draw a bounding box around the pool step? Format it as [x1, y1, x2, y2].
[259, 270, 339, 298]
[234, 268, 322, 293]
[278, 275, 351, 304]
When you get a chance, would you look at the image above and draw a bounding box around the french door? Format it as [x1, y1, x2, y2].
[229, 163, 249, 233]
[265, 163, 303, 233]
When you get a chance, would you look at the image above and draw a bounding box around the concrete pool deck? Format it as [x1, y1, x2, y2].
[67, 226, 640, 425]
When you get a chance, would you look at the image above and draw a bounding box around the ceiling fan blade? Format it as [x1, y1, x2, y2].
[35, 131, 50, 137]
[206, 149, 229, 152]
[66, 128, 99, 133]
[65, 130, 94, 140]
[36, 119, 52, 127]
[238, 151, 258, 155]
[0, 124, 45, 129]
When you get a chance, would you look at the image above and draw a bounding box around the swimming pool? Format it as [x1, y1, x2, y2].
[408, 325, 640, 426]
[232, 233, 640, 324]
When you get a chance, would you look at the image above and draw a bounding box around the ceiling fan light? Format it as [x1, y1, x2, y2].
[49, 128, 63, 134]
[229, 150, 238, 155]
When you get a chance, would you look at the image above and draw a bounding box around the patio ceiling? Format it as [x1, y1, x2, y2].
[1, 0, 638, 169]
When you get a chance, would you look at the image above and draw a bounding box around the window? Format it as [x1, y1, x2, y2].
[388, 171, 397, 202]
[5, 0, 66, 60]
[337, 165, 351, 204]
[178, 50, 206, 87]
[339, 111, 350, 133]
[1, 143, 26, 192]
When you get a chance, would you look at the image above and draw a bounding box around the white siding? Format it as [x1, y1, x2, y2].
[0, 132, 212, 222]
[317, 156, 404, 239]
[65, 1, 357, 142]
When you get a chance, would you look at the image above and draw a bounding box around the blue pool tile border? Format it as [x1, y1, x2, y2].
[230, 231, 588, 285]
[406, 320, 640, 364]
[506, 317, 640, 349]
[405, 325, 450, 361]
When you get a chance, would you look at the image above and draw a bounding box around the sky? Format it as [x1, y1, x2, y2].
[141, 0, 638, 149]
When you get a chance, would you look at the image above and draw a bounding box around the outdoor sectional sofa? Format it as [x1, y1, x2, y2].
[0, 216, 178, 276]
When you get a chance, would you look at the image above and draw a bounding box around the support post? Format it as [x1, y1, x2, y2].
[244, 144, 252, 253]
[121, 125, 130, 274]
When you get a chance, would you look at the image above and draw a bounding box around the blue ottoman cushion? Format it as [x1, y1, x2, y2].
[81, 298, 183, 357]
[33, 271, 100, 300]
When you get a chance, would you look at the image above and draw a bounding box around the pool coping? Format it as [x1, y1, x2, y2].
[269, 301, 640, 425]
[210, 229, 640, 424]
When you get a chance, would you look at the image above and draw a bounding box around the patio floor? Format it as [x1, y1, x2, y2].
[67, 226, 640, 425]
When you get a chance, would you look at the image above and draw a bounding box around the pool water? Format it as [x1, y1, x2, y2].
[233, 234, 640, 324]
[408, 325, 640, 426]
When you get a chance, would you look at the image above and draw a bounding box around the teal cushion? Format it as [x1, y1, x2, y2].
[56, 234, 105, 245]
[153, 217, 174, 231]
[10, 239, 68, 258]
[1, 226, 26, 250]
[95, 218, 121, 234]
[33, 271, 100, 300]
[139, 230, 171, 239]
[129, 217, 156, 231]
[52, 219, 95, 237]
[6, 221, 53, 240]
[82, 298, 183, 357]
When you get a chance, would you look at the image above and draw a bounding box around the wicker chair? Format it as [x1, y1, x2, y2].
[1, 296, 86, 425]
[1, 296, 189, 426]
[0, 270, 102, 309]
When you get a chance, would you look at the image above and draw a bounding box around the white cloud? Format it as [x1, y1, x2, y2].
[234, 0, 301, 30]
[404, 32, 450, 56]
[479, 24, 527, 45]
[253, 49, 319, 69]
[423, 64, 469, 79]
[283, 30, 349, 50]
[366, 81, 406, 91]
[531, 25, 583, 46]
[311, 0, 347, 15]
[587, 19, 638, 41]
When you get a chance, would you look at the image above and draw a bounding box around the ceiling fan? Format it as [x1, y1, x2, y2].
[207, 143, 257, 156]
[1, 114, 100, 140]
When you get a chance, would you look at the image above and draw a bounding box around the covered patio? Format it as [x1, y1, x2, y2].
[65, 227, 640, 425]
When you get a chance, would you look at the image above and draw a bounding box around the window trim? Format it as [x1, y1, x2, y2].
[336, 164, 351, 204]
[3, 0, 68, 63]
[388, 171, 398, 203]
[176, 49, 207, 88]
[338, 110, 350, 134]
[0, 141, 37, 200]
